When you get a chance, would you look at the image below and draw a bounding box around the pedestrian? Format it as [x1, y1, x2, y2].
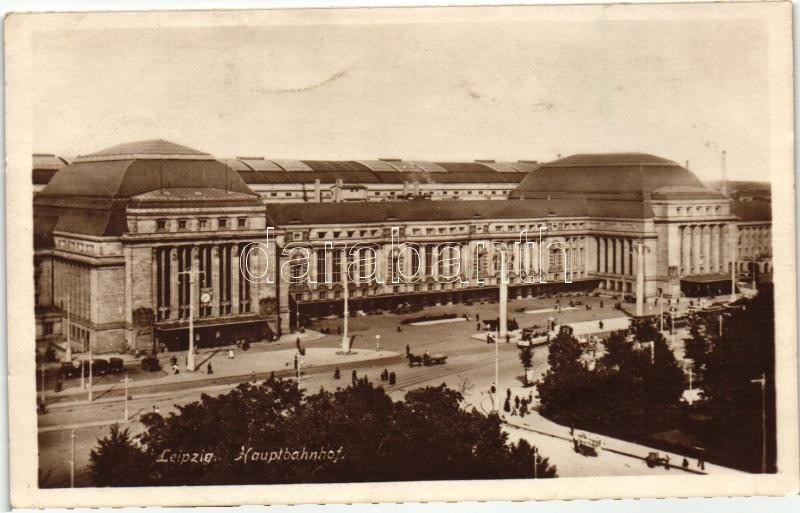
[476, 313, 480, 323]
[405, 344, 410, 357]
[697, 458, 705, 470]
[514, 395, 520, 408]
[599, 320, 604, 330]
[172, 363, 179, 374]
[334, 367, 341, 379]
[664, 455, 671, 470]
[506, 333, 511, 344]
[207, 362, 213, 375]
[397, 325, 402, 332]
[389, 371, 396, 385]
[682, 458, 689, 470]
[351, 369, 357, 385]
[477, 321, 482, 331]
[570, 424, 574, 436]
[337, 325, 342, 335]
[600, 300, 604, 308]
[250, 371, 256, 383]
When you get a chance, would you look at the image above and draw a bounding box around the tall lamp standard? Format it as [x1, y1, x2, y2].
[751, 372, 768, 473]
[341, 259, 351, 354]
[177, 267, 204, 372]
[729, 235, 738, 304]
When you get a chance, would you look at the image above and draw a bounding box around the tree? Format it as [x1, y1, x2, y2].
[519, 345, 534, 386]
[89, 424, 154, 487]
[92, 377, 557, 486]
[536, 327, 595, 425]
[693, 287, 776, 472]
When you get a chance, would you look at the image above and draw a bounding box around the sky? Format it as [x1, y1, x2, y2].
[31, 9, 772, 181]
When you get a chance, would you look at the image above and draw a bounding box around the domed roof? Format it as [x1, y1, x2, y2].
[34, 140, 258, 245]
[510, 153, 724, 200]
[76, 139, 213, 162]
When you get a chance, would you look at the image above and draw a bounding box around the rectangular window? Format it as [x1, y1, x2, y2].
[218, 218, 227, 228]
[293, 232, 302, 241]
[156, 219, 167, 231]
[198, 218, 208, 230]
[332, 251, 342, 284]
[237, 218, 247, 228]
[317, 250, 328, 283]
[178, 219, 188, 230]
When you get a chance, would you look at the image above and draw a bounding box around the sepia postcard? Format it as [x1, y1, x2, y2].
[4, 1, 798, 508]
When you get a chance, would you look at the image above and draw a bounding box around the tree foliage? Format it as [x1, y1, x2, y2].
[537, 322, 685, 433]
[689, 286, 776, 472]
[89, 378, 557, 486]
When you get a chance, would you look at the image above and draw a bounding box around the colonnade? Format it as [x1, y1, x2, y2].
[153, 243, 258, 322]
[678, 224, 728, 275]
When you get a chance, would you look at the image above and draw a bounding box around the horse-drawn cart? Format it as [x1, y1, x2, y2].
[407, 352, 448, 367]
[572, 433, 602, 457]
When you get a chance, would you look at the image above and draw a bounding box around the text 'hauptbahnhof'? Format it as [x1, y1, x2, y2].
[33, 140, 771, 353]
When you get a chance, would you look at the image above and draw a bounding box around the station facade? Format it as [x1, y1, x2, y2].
[33, 140, 772, 353]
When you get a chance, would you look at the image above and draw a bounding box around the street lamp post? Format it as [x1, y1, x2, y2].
[65, 296, 72, 362]
[729, 237, 737, 303]
[121, 373, 132, 422]
[751, 372, 767, 473]
[40, 362, 45, 405]
[88, 334, 93, 402]
[375, 334, 381, 351]
[342, 267, 350, 354]
[69, 429, 75, 488]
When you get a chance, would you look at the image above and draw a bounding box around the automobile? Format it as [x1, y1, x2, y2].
[141, 353, 162, 372]
[645, 451, 669, 468]
[90, 358, 110, 375]
[60, 361, 80, 379]
[573, 433, 602, 457]
[108, 357, 125, 374]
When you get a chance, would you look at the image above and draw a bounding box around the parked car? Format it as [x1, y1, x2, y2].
[60, 361, 79, 379]
[108, 357, 125, 374]
[90, 358, 110, 375]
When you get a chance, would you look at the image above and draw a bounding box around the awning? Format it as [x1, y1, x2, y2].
[155, 316, 267, 332]
[680, 273, 730, 284]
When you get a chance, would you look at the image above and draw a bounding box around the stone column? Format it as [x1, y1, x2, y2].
[211, 246, 220, 316]
[681, 226, 690, 275]
[692, 225, 701, 273]
[702, 225, 712, 273]
[615, 238, 622, 275]
[151, 248, 158, 316]
[169, 247, 179, 319]
[231, 244, 240, 315]
[710, 225, 720, 273]
[598, 237, 606, 274]
[635, 242, 645, 316]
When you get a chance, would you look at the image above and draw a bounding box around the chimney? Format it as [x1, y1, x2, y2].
[313, 179, 321, 203]
[721, 150, 728, 196]
[334, 178, 343, 203]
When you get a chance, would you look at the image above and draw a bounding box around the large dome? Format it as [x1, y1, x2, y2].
[509, 153, 724, 200]
[34, 140, 258, 245]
